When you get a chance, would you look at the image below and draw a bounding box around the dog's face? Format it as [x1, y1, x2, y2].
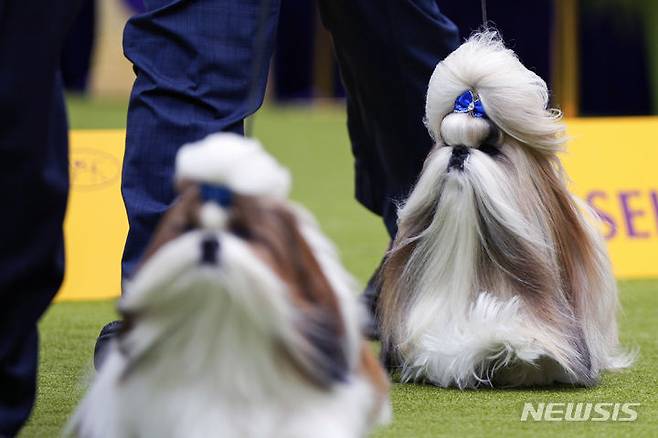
[140, 180, 341, 313]
[121, 179, 351, 388]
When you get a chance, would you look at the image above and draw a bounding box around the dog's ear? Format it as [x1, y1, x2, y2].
[527, 153, 602, 306]
[379, 239, 415, 354]
[231, 198, 350, 388]
[118, 184, 201, 359]
[378, 147, 441, 352]
[281, 212, 350, 387]
[137, 183, 202, 269]
[526, 152, 614, 372]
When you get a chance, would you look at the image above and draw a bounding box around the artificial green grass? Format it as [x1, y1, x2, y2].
[19, 98, 658, 437]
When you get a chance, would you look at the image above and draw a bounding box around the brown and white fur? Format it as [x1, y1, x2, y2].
[378, 31, 634, 388]
[69, 134, 390, 437]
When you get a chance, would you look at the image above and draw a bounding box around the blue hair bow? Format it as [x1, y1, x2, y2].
[200, 183, 233, 207]
[453, 90, 487, 119]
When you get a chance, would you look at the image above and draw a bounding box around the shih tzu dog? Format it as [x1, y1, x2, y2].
[378, 31, 633, 388]
[70, 133, 390, 437]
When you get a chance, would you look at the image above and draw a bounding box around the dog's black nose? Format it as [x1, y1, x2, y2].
[447, 145, 470, 172]
[200, 235, 220, 265]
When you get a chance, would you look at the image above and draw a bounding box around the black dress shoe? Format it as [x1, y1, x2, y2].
[93, 320, 123, 370]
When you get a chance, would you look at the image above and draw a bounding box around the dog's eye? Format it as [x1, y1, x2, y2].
[478, 144, 501, 157]
[229, 223, 253, 240]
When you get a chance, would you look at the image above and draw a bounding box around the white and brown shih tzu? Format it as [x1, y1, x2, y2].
[69, 133, 390, 438]
[378, 31, 634, 389]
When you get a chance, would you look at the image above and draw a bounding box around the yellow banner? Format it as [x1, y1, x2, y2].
[56, 130, 127, 301]
[561, 117, 658, 278]
[56, 119, 658, 301]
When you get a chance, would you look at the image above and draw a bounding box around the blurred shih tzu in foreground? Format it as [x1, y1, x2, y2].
[378, 31, 634, 388]
[70, 134, 390, 437]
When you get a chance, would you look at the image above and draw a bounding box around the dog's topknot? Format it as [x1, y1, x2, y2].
[425, 30, 565, 153]
[175, 132, 291, 198]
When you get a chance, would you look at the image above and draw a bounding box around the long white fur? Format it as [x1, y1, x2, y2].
[395, 149, 576, 387]
[69, 134, 390, 437]
[385, 31, 633, 388]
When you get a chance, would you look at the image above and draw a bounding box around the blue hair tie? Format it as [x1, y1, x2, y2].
[200, 184, 233, 207]
[453, 90, 487, 119]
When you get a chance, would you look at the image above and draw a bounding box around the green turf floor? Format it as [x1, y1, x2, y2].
[19, 98, 658, 437]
